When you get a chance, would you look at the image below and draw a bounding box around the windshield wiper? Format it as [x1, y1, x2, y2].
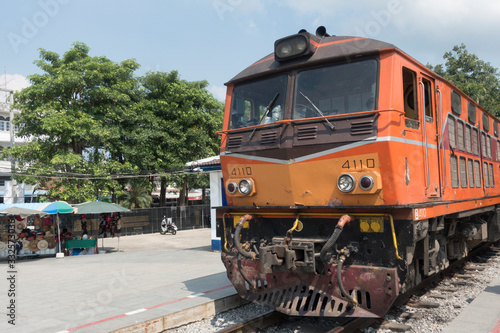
[299, 91, 335, 131]
[249, 93, 280, 140]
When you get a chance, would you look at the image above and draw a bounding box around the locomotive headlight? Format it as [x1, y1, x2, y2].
[226, 181, 237, 194]
[238, 179, 253, 195]
[337, 174, 356, 193]
[274, 34, 311, 62]
[359, 175, 374, 190]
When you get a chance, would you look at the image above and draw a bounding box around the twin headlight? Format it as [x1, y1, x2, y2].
[227, 178, 255, 196]
[274, 33, 316, 62]
[227, 173, 376, 197]
[337, 174, 375, 193]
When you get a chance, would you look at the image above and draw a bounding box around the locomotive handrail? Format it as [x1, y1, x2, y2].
[217, 108, 404, 135]
[437, 87, 446, 189]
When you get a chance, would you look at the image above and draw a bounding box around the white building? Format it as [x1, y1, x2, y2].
[186, 155, 223, 251]
[0, 90, 36, 203]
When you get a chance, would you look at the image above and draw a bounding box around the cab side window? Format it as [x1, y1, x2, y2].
[403, 67, 418, 128]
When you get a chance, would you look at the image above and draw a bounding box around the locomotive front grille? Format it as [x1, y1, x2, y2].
[260, 131, 279, 144]
[227, 135, 243, 149]
[296, 126, 318, 140]
[350, 119, 375, 135]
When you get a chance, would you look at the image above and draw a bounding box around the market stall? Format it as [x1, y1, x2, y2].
[0, 206, 56, 259]
[73, 201, 130, 252]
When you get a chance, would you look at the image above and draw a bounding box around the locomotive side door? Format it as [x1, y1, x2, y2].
[419, 74, 441, 197]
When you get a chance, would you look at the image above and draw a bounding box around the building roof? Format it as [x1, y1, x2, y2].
[186, 156, 221, 173]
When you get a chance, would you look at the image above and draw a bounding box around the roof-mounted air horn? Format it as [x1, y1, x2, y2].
[315, 26, 330, 38]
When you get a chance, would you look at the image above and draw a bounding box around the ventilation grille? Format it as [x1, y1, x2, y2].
[297, 126, 318, 140]
[351, 119, 374, 135]
[249, 283, 371, 316]
[261, 131, 278, 144]
[227, 136, 242, 149]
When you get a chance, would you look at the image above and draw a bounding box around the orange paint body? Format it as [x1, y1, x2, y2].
[219, 48, 500, 218]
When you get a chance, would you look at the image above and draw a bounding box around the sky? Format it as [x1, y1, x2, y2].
[1, 0, 500, 102]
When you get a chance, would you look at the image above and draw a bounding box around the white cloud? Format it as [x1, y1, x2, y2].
[279, 0, 500, 69]
[281, 0, 500, 38]
[392, 1, 500, 35]
[0, 74, 30, 102]
[208, 84, 227, 102]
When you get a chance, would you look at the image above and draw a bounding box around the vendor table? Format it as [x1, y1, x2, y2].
[65, 239, 98, 255]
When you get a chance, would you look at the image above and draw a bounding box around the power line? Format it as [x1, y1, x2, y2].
[8, 168, 197, 180]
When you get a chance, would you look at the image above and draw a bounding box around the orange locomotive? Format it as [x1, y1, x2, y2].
[216, 26, 500, 318]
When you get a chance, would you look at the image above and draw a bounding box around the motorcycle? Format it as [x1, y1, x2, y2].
[160, 216, 177, 235]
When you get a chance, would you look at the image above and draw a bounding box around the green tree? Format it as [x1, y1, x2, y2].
[136, 71, 223, 206]
[119, 179, 153, 209]
[7, 42, 141, 202]
[428, 43, 500, 116]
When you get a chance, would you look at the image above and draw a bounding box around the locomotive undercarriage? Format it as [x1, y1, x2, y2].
[405, 207, 500, 290]
[218, 207, 500, 318]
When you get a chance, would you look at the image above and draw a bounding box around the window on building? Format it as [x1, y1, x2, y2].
[0, 176, 10, 187]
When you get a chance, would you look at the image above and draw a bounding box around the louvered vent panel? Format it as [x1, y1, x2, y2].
[297, 126, 317, 140]
[351, 119, 374, 135]
[261, 131, 278, 144]
[227, 136, 242, 149]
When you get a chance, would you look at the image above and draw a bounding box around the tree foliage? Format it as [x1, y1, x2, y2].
[119, 179, 153, 209]
[136, 71, 223, 205]
[9, 42, 141, 202]
[6, 43, 223, 205]
[428, 43, 500, 116]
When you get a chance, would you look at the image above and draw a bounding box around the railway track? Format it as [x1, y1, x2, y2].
[216, 242, 500, 333]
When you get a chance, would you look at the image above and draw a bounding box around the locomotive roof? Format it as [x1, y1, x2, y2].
[226, 32, 397, 85]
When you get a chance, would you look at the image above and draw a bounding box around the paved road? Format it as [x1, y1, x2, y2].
[1, 228, 234, 333]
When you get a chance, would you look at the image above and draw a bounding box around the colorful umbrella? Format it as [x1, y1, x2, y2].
[73, 201, 130, 214]
[73, 201, 129, 252]
[40, 201, 74, 214]
[38, 201, 74, 256]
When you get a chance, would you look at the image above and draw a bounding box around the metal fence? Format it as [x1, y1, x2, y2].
[60, 205, 211, 237]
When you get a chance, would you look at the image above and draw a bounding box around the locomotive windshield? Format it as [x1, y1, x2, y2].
[294, 59, 378, 119]
[228, 59, 378, 129]
[229, 75, 287, 130]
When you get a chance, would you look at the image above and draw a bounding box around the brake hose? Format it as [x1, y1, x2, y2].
[233, 214, 256, 259]
[320, 214, 353, 261]
[337, 254, 358, 306]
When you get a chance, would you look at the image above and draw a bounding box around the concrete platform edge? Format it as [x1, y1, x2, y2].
[110, 294, 247, 333]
